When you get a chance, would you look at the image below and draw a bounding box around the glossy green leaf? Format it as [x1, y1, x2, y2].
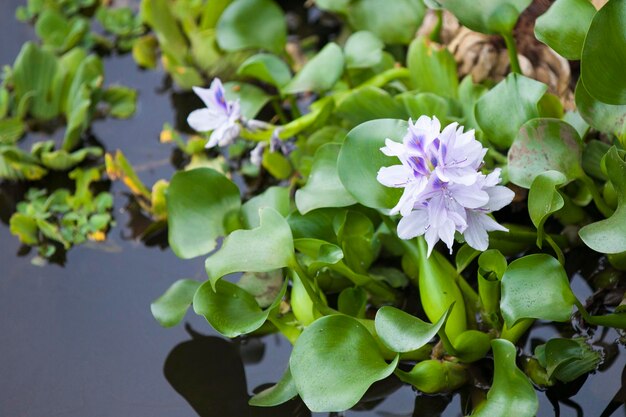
[344, 31, 384, 69]
[216, 0, 286, 54]
[375, 305, 449, 353]
[337, 119, 406, 211]
[455, 244, 480, 273]
[249, 367, 298, 406]
[290, 314, 399, 412]
[439, 0, 532, 34]
[167, 168, 241, 259]
[528, 170, 567, 245]
[262, 149, 292, 180]
[471, 339, 537, 416]
[575, 80, 626, 138]
[508, 118, 584, 188]
[223, 81, 270, 119]
[140, 0, 188, 61]
[534, 0, 596, 60]
[296, 143, 357, 214]
[580, 147, 626, 253]
[581, 0, 626, 105]
[413, 237, 467, 341]
[294, 238, 343, 272]
[475, 73, 547, 149]
[240, 186, 290, 229]
[205, 208, 294, 287]
[348, 0, 426, 44]
[236, 53, 291, 88]
[151, 279, 201, 327]
[283, 43, 344, 94]
[407, 36, 458, 98]
[193, 278, 286, 337]
[39, 147, 102, 171]
[458, 75, 487, 132]
[500, 254, 576, 328]
[334, 210, 377, 272]
[335, 87, 407, 127]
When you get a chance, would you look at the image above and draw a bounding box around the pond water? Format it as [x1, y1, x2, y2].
[0, 1, 624, 416]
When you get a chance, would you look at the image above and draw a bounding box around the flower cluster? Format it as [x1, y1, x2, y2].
[187, 78, 241, 148]
[377, 116, 514, 256]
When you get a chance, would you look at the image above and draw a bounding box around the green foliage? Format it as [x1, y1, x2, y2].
[9, 167, 114, 260]
[289, 315, 399, 412]
[535, 338, 601, 383]
[151, 279, 201, 327]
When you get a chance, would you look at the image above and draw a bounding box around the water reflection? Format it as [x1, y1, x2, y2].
[164, 324, 310, 417]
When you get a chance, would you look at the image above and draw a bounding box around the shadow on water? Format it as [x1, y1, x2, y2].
[0, 0, 625, 416]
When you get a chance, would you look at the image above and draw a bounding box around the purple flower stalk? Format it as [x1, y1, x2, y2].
[377, 116, 514, 256]
[187, 78, 242, 148]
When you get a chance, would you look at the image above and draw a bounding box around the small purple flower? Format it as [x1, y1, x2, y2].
[187, 78, 242, 148]
[377, 116, 514, 256]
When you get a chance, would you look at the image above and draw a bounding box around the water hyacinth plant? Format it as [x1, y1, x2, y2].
[3, 0, 626, 415]
[146, 0, 626, 414]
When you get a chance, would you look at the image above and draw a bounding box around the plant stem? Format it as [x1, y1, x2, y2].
[502, 31, 522, 74]
[430, 10, 443, 43]
[500, 318, 534, 343]
[580, 174, 615, 218]
[544, 234, 565, 265]
[289, 258, 338, 316]
[287, 95, 302, 119]
[271, 98, 289, 124]
[487, 148, 508, 165]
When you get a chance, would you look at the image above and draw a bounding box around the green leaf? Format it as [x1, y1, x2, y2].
[240, 186, 290, 229]
[262, 149, 292, 180]
[290, 314, 399, 412]
[296, 143, 357, 214]
[237, 269, 284, 308]
[575, 79, 626, 138]
[580, 147, 626, 253]
[334, 209, 377, 272]
[151, 279, 201, 328]
[500, 254, 576, 328]
[398, 92, 449, 123]
[315, 0, 350, 13]
[475, 73, 547, 149]
[455, 244, 480, 273]
[347, 0, 426, 44]
[439, 0, 532, 34]
[528, 170, 567, 245]
[12, 42, 60, 121]
[205, 208, 294, 287]
[132, 35, 159, 69]
[396, 360, 468, 393]
[581, 0, 626, 105]
[335, 87, 407, 127]
[283, 43, 344, 94]
[193, 278, 286, 337]
[102, 86, 137, 118]
[508, 118, 584, 188]
[140, 0, 188, 62]
[249, 367, 298, 406]
[407, 36, 458, 98]
[223, 81, 270, 119]
[535, 338, 601, 383]
[375, 305, 449, 353]
[216, 0, 287, 54]
[534, 0, 595, 60]
[471, 339, 537, 416]
[39, 147, 103, 171]
[338, 287, 367, 318]
[294, 238, 343, 272]
[0, 118, 25, 145]
[167, 168, 241, 259]
[337, 119, 407, 211]
[236, 53, 291, 88]
[344, 31, 384, 69]
[9, 213, 39, 245]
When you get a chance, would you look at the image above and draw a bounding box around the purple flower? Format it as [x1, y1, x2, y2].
[187, 78, 242, 148]
[377, 116, 514, 256]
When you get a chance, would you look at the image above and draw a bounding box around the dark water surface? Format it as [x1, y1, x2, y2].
[0, 2, 625, 416]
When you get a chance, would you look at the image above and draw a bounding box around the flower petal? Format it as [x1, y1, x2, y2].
[485, 186, 515, 212]
[187, 108, 224, 132]
[397, 209, 428, 240]
[377, 165, 412, 188]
